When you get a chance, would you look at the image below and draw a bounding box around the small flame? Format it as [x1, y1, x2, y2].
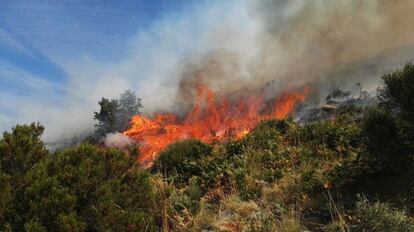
[124, 83, 310, 166]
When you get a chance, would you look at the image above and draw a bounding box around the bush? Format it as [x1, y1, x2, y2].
[297, 114, 361, 159]
[0, 123, 48, 176]
[0, 123, 50, 231]
[361, 107, 410, 171]
[0, 124, 157, 231]
[352, 197, 414, 232]
[241, 120, 284, 151]
[379, 63, 414, 120]
[153, 139, 212, 183]
[50, 144, 156, 231]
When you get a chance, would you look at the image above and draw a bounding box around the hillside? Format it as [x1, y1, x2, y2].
[1, 64, 414, 231]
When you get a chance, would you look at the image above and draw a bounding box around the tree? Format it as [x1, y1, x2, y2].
[0, 123, 50, 231]
[379, 63, 414, 118]
[118, 90, 143, 131]
[379, 63, 414, 145]
[93, 90, 143, 136]
[93, 98, 120, 136]
[0, 123, 48, 176]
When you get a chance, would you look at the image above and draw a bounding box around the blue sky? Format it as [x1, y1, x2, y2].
[0, 0, 199, 101]
[0, 0, 254, 139]
[0, 0, 202, 136]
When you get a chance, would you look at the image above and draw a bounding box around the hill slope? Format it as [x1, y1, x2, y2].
[1, 64, 414, 231]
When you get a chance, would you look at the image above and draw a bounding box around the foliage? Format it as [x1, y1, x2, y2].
[379, 63, 414, 148]
[351, 197, 414, 232]
[0, 123, 48, 176]
[94, 90, 142, 136]
[0, 125, 155, 231]
[379, 63, 414, 119]
[361, 107, 407, 166]
[153, 139, 212, 184]
[49, 144, 155, 231]
[94, 97, 120, 136]
[0, 123, 49, 231]
[118, 90, 144, 130]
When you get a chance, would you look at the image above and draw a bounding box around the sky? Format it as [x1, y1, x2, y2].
[0, 0, 249, 140]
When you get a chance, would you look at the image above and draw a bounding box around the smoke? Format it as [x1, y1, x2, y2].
[252, 0, 414, 91]
[45, 0, 414, 139]
[172, 0, 414, 110]
[3, 0, 414, 141]
[103, 132, 136, 149]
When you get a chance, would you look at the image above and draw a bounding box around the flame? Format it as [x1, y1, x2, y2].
[124, 84, 310, 166]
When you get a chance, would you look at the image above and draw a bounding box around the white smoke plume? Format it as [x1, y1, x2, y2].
[103, 133, 135, 149]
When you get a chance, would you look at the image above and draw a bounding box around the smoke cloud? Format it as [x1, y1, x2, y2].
[252, 0, 414, 91]
[173, 0, 414, 109]
[3, 0, 414, 142]
[103, 132, 136, 149]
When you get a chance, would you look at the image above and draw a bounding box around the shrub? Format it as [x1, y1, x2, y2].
[153, 139, 212, 183]
[0, 124, 157, 232]
[0, 123, 48, 177]
[244, 149, 284, 183]
[0, 123, 50, 231]
[361, 107, 409, 171]
[379, 63, 414, 119]
[297, 114, 361, 160]
[352, 197, 414, 232]
[379, 63, 414, 146]
[50, 144, 156, 231]
[242, 120, 283, 151]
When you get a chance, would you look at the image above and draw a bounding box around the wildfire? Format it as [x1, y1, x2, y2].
[124, 84, 310, 166]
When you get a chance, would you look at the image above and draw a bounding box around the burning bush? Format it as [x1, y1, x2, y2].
[124, 83, 309, 166]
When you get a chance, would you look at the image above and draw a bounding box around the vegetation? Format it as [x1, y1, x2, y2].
[0, 124, 154, 231]
[1, 64, 414, 231]
[94, 90, 143, 136]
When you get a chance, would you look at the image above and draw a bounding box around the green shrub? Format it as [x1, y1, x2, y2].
[0, 124, 158, 232]
[245, 149, 284, 183]
[153, 139, 212, 183]
[297, 114, 361, 160]
[352, 197, 414, 232]
[379, 63, 414, 120]
[51, 144, 156, 231]
[379, 63, 414, 147]
[0, 123, 48, 177]
[223, 139, 245, 156]
[242, 120, 284, 151]
[362, 107, 402, 157]
[301, 169, 325, 193]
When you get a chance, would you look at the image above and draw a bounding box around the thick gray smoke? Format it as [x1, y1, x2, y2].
[172, 0, 414, 110]
[253, 0, 414, 93]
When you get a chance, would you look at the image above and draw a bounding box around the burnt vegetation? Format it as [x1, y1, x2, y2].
[2, 64, 414, 231]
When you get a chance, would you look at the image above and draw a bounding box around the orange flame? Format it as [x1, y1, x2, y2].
[124, 84, 310, 166]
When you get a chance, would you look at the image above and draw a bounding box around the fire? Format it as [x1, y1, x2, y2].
[124, 84, 310, 166]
